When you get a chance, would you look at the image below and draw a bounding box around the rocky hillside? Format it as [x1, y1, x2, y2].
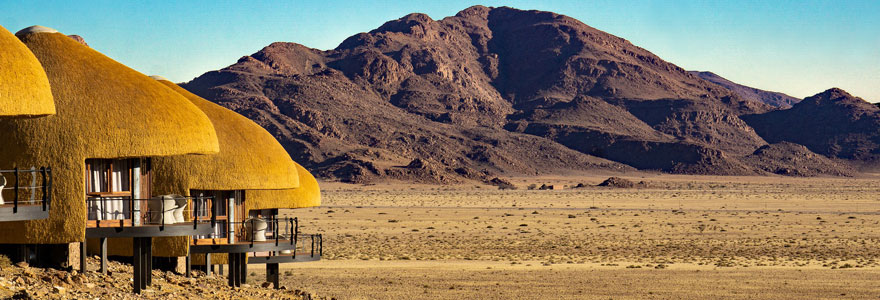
[183, 6, 863, 182]
[689, 71, 801, 108]
[742, 88, 880, 162]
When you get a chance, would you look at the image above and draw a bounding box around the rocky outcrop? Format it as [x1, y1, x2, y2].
[743, 88, 880, 162]
[742, 142, 855, 177]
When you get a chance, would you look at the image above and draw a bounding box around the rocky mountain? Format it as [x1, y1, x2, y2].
[742, 88, 880, 162]
[689, 71, 801, 108]
[183, 6, 861, 182]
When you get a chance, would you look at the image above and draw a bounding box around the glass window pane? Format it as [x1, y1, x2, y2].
[112, 159, 130, 192]
[88, 160, 108, 193]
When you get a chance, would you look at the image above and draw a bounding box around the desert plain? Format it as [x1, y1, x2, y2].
[261, 174, 880, 299]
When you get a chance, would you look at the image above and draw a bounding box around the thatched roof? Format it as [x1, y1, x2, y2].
[0, 28, 220, 244]
[151, 79, 300, 194]
[247, 162, 322, 211]
[0, 25, 55, 116]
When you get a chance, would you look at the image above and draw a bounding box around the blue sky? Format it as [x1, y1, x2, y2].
[2, 0, 878, 101]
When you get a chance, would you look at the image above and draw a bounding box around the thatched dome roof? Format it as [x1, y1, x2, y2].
[0, 25, 55, 116]
[152, 78, 300, 193]
[247, 162, 322, 211]
[0, 28, 220, 244]
[17, 28, 220, 158]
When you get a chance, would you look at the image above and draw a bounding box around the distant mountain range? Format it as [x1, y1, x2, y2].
[182, 6, 873, 183]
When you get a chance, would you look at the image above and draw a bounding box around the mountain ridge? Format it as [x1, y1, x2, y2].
[182, 5, 865, 183]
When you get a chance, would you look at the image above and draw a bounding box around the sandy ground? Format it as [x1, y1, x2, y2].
[260, 175, 880, 299]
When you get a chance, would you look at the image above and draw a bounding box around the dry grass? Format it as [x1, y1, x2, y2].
[266, 174, 880, 299]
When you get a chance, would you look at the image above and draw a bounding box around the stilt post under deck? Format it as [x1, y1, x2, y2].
[205, 253, 211, 276]
[266, 263, 280, 289]
[185, 253, 191, 278]
[99, 237, 107, 274]
[79, 242, 86, 273]
[132, 237, 153, 294]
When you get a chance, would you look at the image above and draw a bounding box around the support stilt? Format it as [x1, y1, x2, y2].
[132, 237, 153, 294]
[266, 263, 279, 289]
[185, 254, 191, 278]
[99, 237, 107, 275]
[79, 242, 86, 273]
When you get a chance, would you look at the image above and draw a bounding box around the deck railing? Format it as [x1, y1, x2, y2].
[0, 167, 52, 214]
[86, 195, 215, 230]
[241, 217, 323, 258]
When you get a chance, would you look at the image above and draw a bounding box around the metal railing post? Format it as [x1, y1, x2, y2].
[193, 197, 199, 230]
[210, 197, 216, 228]
[46, 167, 51, 209]
[40, 167, 47, 211]
[13, 167, 19, 213]
[310, 235, 315, 257]
[160, 196, 165, 230]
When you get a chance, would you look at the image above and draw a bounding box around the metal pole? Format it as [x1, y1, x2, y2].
[205, 253, 211, 276]
[40, 167, 46, 211]
[185, 253, 191, 278]
[79, 242, 86, 273]
[46, 167, 51, 209]
[267, 263, 279, 289]
[100, 237, 107, 275]
[13, 167, 18, 213]
[240, 253, 247, 286]
[227, 253, 235, 287]
[133, 237, 143, 294]
[146, 238, 152, 286]
[160, 196, 165, 230]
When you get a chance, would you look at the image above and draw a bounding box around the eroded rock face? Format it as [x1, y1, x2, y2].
[743, 88, 880, 162]
[182, 6, 862, 182]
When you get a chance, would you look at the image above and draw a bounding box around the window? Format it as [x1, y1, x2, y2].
[192, 190, 244, 243]
[85, 158, 151, 226]
[86, 159, 131, 196]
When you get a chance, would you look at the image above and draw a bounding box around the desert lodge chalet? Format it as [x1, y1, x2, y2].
[0, 25, 323, 293]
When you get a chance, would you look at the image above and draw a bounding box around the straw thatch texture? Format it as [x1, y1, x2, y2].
[151, 79, 300, 195]
[0, 30, 219, 244]
[246, 162, 322, 212]
[0, 26, 55, 116]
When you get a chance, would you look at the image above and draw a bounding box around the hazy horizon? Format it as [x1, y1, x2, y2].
[2, 0, 877, 102]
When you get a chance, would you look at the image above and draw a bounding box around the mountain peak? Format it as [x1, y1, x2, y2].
[184, 6, 867, 182]
[372, 12, 435, 34]
[799, 87, 871, 107]
[455, 5, 492, 19]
